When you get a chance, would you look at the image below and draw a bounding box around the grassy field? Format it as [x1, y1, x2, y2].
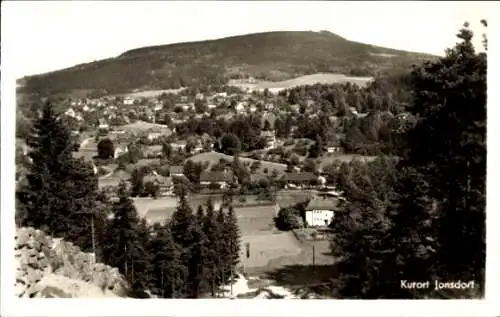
[135, 190, 320, 276]
[317, 153, 378, 171]
[119, 121, 172, 135]
[186, 151, 287, 176]
[137, 190, 313, 221]
[229, 73, 373, 93]
[118, 88, 185, 98]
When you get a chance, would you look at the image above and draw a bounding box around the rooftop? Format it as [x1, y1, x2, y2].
[305, 198, 342, 211]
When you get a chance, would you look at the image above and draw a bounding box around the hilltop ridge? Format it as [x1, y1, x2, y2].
[18, 30, 435, 97]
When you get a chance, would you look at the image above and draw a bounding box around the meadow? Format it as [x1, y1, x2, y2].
[228, 73, 373, 93]
[186, 151, 288, 176]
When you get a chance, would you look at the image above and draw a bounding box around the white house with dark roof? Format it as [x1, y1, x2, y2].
[304, 198, 341, 227]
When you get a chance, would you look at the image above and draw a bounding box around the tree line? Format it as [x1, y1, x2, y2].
[16, 103, 241, 298]
[329, 22, 486, 299]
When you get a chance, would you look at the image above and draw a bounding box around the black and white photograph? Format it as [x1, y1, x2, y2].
[1, 1, 498, 316]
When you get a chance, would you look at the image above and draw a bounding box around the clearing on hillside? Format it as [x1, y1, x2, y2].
[317, 154, 378, 171]
[229, 73, 373, 93]
[118, 120, 172, 135]
[186, 151, 287, 175]
[118, 88, 185, 98]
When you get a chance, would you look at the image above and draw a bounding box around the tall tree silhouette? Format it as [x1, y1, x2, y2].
[16, 101, 99, 250]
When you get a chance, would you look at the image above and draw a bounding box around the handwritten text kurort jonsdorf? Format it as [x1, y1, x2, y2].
[400, 280, 475, 290]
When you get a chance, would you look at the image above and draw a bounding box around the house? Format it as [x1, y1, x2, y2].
[290, 104, 300, 113]
[114, 144, 129, 159]
[195, 93, 205, 100]
[82, 105, 90, 112]
[170, 141, 187, 151]
[98, 118, 109, 132]
[170, 166, 184, 177]
[154, 103, 163, 111]
[147, 132, 163, 142]
[65, 108, 76, 118]
[181, 104, 191, 112]
[143, 145, 163, 158]
[180, 96, 189, 103]
[304, 198, 341, 227]
[325, 141, 342, 153]
[124, 97, 134, 105]
[200, 171, 233, 189]
[193, 142, 204, 154]
[216, 92, 228, 98]
[282, 172, 318, 189]
[143, 173, 173, 196]
[207, 104, 217, 110]
[249, 104, 257, 113]
[260, 130, 277, 149]
[235, 102, 246, 113]
[264, 103, 275, 111]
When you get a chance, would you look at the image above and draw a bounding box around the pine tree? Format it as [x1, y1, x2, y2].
[215, 207, 229, 287]
[16, 102, 99, 250]
[187, 213, 205, 298]
[225, 206, 241, 279]
[202, 199, 219, 296]
[148, 223, 183, 298]
[331, 22, 487, 299]
[330, 157, 398, 298]
[169, 189, 195, 297]
[101, 183, 149, 296]
[393, 22, 486, 296]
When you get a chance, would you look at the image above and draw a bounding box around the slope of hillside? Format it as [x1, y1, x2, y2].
[18, 31, 434, 96]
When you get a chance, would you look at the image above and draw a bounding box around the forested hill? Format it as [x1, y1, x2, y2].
[18, 31, 435, 97]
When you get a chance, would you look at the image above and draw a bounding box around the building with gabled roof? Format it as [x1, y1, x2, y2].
[304, 197, 342, 227]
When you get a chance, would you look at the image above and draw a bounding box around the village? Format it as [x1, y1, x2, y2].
[12, 81, 384, 292]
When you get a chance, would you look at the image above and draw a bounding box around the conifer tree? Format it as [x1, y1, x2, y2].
[225, 206, 241, 279]
[202, 199, 219, 296]
[169, 189, 195, 297]
[16, 102, 99, 249]
[148, 223, 183, 298]
[187, 213, 205, 298]
[331, 22, 486, 299]
[102, 183, 149, 296]
[389, 21, 486, 297]
[215, 207, 229, 286]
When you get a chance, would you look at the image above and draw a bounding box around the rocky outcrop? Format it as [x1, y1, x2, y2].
[15, 227, 128, 298]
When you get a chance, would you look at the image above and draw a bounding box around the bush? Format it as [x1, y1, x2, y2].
[144, 181, 160, 198]
[97, 139, 115, 159]
[274, 208, 304, 231]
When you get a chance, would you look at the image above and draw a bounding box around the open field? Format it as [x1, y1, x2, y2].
[118, 88, 185, 98]
[186, 151, 287, 176]
[119, 121, 172, 135]
[317, 153, 378, 171]
[229, 73, 373, 93]
[137, 190, 313, 221]
[240, 232, 303, 268]
[135, 190, 322, 275]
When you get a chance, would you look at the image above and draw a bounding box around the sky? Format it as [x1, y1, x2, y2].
[1, 1, 493, 79]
